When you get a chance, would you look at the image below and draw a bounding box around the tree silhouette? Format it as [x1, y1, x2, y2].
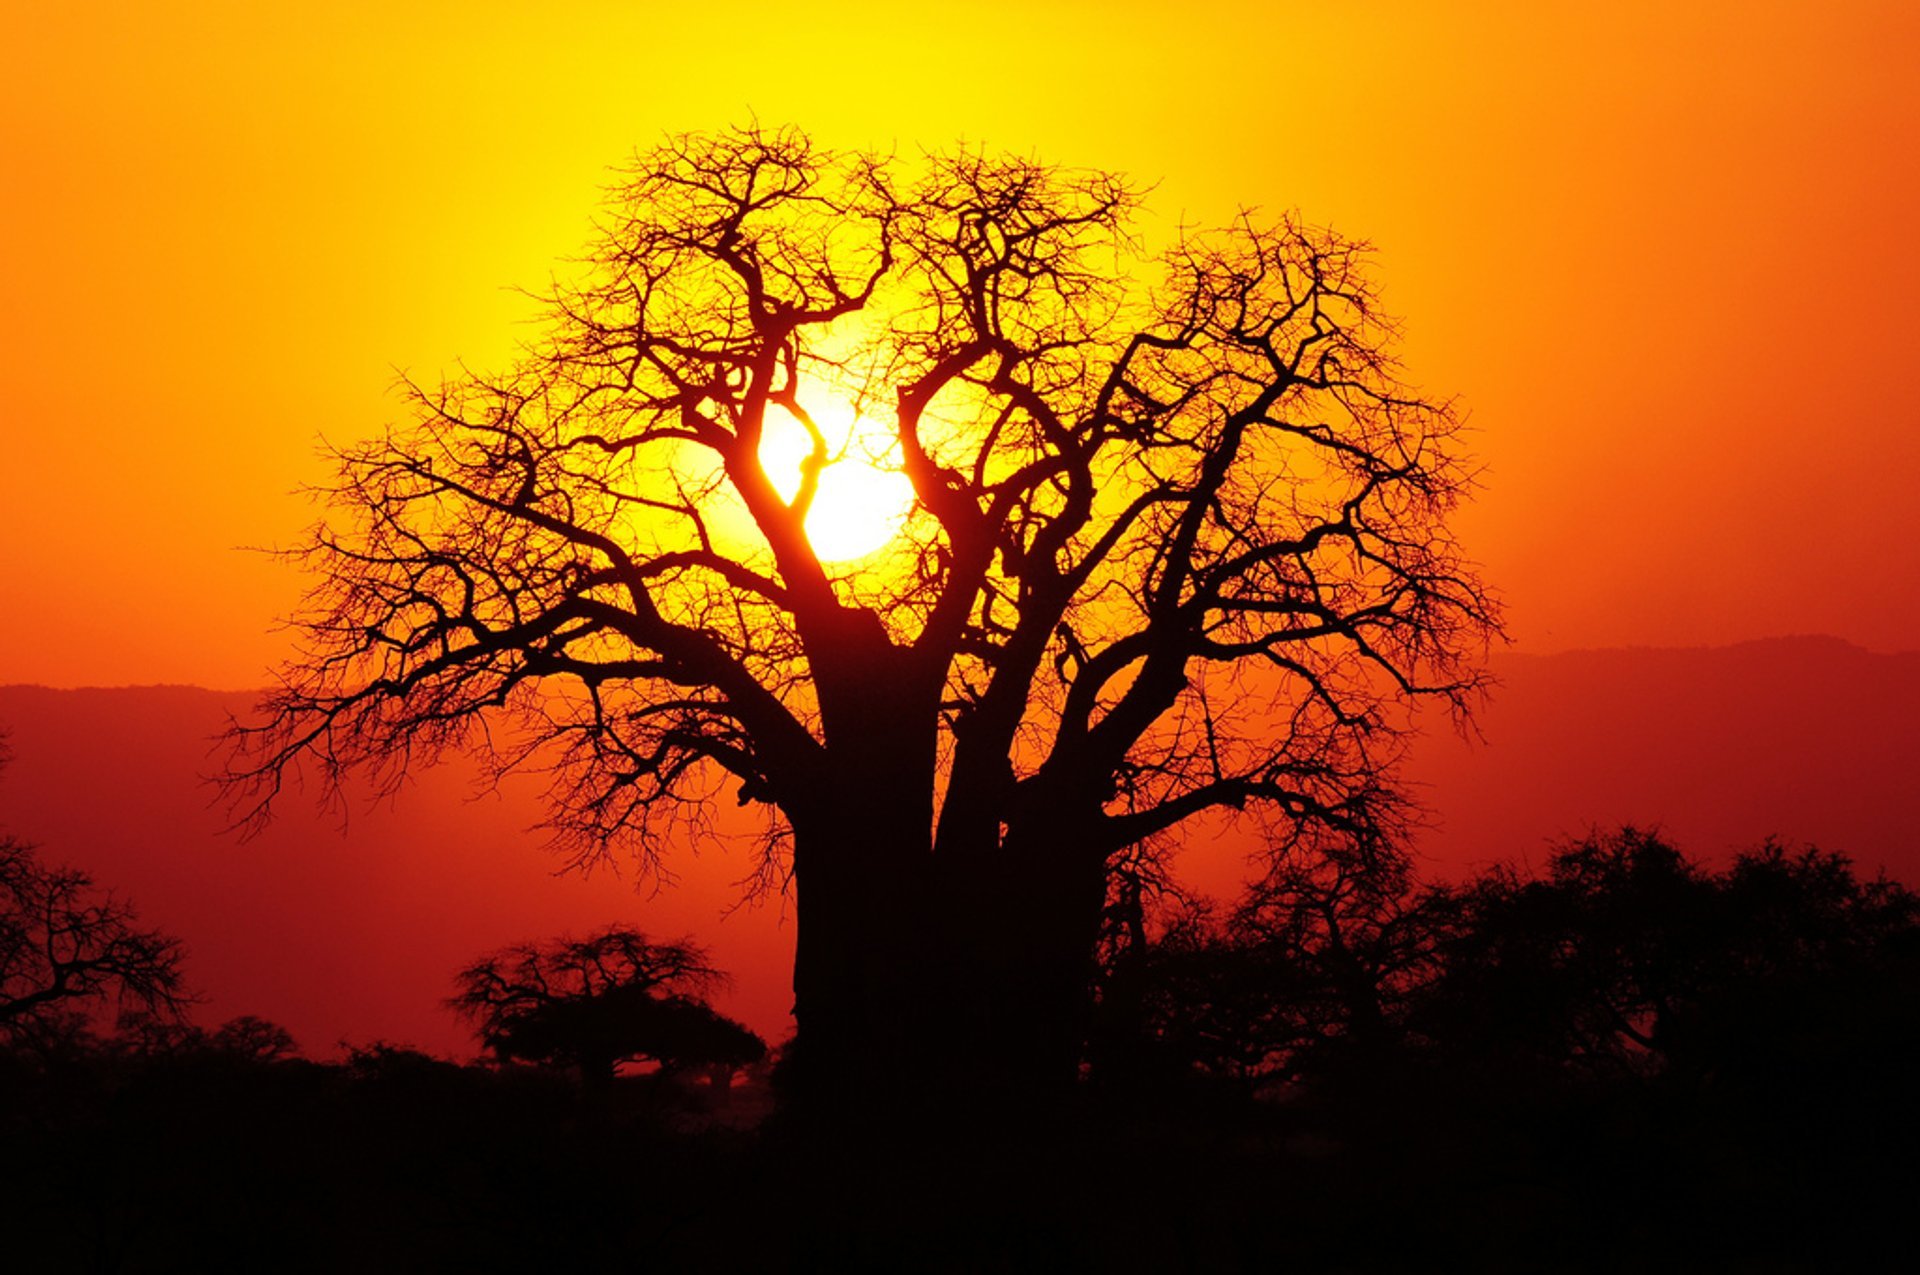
[0, 842, 188, 1039]
[1416, 828, 1715, 1076]
[1, 743, 188, 1041]
[230, 125, 1497, 1100]
[1103, 827, 1920, 1134]
[1091, 842, 1439, 1092]
[449, 925, 760, 1089]
[1409, 829, 1920, 1089]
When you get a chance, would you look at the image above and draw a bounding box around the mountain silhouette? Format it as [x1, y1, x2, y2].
[1402, 635, 1920, 882]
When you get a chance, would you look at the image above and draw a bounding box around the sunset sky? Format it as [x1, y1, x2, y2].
[4, 1, 1919, 1064]
[4, 1, 1917, 689]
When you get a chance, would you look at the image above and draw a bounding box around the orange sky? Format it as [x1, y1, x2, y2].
[4, 0, 1919, 689]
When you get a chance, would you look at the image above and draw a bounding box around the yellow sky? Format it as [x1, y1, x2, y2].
[4, 1, 1918, 686]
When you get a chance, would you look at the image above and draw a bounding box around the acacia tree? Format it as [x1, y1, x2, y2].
[448, 925, 759, 1089]
[1, 841, 188, 1041]
[231, 126, 1496, 1099]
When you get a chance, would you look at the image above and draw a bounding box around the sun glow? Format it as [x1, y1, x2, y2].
[757, 398, 915, 562]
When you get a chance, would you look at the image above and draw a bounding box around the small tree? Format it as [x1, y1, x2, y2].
[449, 925, 760, 1088]
[0, 742, 188, 1042]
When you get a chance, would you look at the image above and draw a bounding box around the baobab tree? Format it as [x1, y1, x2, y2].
[229, 125, 1497, 1102]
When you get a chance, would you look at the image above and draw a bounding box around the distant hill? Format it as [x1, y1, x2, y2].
[1401, 635, 1920, 882]
[2, 636, 1913, 1057]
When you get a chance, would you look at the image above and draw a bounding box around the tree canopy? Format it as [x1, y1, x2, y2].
[449, 926, 761, 1085]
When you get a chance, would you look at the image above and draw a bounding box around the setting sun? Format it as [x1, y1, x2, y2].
[757, 397, 916, 562]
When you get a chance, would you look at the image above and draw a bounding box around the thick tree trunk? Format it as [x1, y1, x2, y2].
[939, 834, 1111, 1099]
[778, 646, 1113, 1115]
[785, 807, 1109, 1115]
[786, 817, 936, 1106]
[782, 703, 942, 1111]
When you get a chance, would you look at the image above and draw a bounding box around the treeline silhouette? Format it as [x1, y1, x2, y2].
[1077, 830, 1920, 1269]
[1094, 829, 1920, 1101]
[4, 827, 1917, 1271]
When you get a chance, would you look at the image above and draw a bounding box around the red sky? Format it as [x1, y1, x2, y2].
[4, 1, 1918, 690]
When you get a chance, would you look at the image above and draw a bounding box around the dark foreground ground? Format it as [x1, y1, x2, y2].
[4, 1043, 1912, 1274]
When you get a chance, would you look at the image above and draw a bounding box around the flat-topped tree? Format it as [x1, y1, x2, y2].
[229, 126, 1497, 1103]
[449, 926, 760, 1090]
